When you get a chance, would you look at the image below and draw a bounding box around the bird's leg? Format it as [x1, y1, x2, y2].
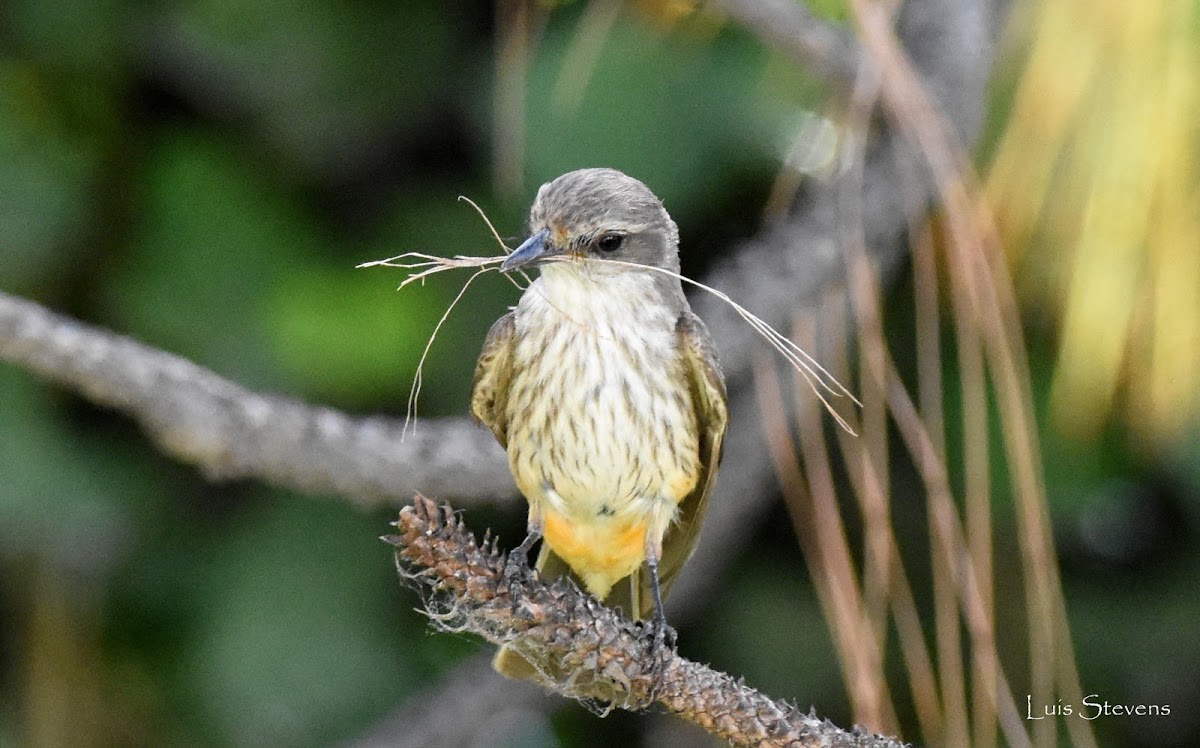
[639, 547, 676, 709]
[645, 557, 670, 646]
[644, 555, 676, 653]
[505, 522, 541, 578]
[501, 515, 542, 611]
[643, 531, 677, 660]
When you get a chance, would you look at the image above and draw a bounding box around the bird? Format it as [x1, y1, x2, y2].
[470, 167, 728, 681]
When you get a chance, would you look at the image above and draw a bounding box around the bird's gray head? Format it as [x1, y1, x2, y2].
[500, 168, 682, 281]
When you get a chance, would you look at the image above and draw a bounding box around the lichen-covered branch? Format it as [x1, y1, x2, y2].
[386, 495, 907, 748]
[0, 290, 513, 507]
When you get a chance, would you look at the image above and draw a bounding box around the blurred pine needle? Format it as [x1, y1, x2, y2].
[986, 0, 1200, 446]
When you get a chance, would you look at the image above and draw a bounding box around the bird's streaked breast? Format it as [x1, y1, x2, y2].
[505, 268, 700, 530]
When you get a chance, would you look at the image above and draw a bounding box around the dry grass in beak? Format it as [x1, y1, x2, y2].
[360, 197, 860, 437]
[356, 197, 524, 437]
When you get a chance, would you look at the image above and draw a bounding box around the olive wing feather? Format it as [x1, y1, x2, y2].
[469, 311, 516, 449]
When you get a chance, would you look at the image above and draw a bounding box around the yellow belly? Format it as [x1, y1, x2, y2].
[542, 510, 648, 598]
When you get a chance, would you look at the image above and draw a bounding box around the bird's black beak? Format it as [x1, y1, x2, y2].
[500, 228, 552, 273]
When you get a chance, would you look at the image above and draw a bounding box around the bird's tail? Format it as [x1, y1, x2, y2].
[491, 642, 546, 681]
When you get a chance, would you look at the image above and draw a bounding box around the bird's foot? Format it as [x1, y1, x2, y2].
[626, 616, 676, 711]
[500, 530, 540, 612]
[650, 614, 678, 655]
[640, 559, 676, 706]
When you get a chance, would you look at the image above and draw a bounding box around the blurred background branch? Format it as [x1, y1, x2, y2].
[0, 290, 514, 506]
[705, 0, 861, 86]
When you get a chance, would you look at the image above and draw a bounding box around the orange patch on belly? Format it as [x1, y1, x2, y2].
[542, 510, 647, 598]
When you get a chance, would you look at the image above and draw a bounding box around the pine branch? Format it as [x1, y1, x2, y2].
[386, 495, 907, 748]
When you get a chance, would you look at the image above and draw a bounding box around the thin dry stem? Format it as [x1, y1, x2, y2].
[753, 345, 903, 738]
[356, 196, 533, 437]
[457, 195, 511, 252]
[842, 225, 1029, 744]
[834, 108, 1028, 745]
[791, 318, 896, 734]
[403, 267, 492, 439]
[880, 352, 1031, 748]
[942, 216, 998, 748]
[847, 1, 1094, 745]
[358, 255, 504, 438]
[833, 53, 900, 734]
[824, 325, 946, 745]
[493, 0, 537, 196]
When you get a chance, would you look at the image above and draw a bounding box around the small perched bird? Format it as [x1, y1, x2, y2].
[470, 168, 728, 680]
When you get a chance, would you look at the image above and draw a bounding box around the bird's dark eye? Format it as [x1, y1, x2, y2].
[596, 233, 624, 253]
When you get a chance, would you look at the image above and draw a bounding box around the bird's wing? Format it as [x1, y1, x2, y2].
[607, 310, 729, 620]
[469, 311, 516, 449]
[656, 311, 729, 602]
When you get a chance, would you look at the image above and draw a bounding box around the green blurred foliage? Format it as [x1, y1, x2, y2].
[0, 61, 106, 294]
[0, 367, 155, 562]
[101, 129, 312, 388]
[1, 1, 1197, 746]
[173, 495, 421, 745]
[151, 0, 462, 175]
[525, 20, 799, 205]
